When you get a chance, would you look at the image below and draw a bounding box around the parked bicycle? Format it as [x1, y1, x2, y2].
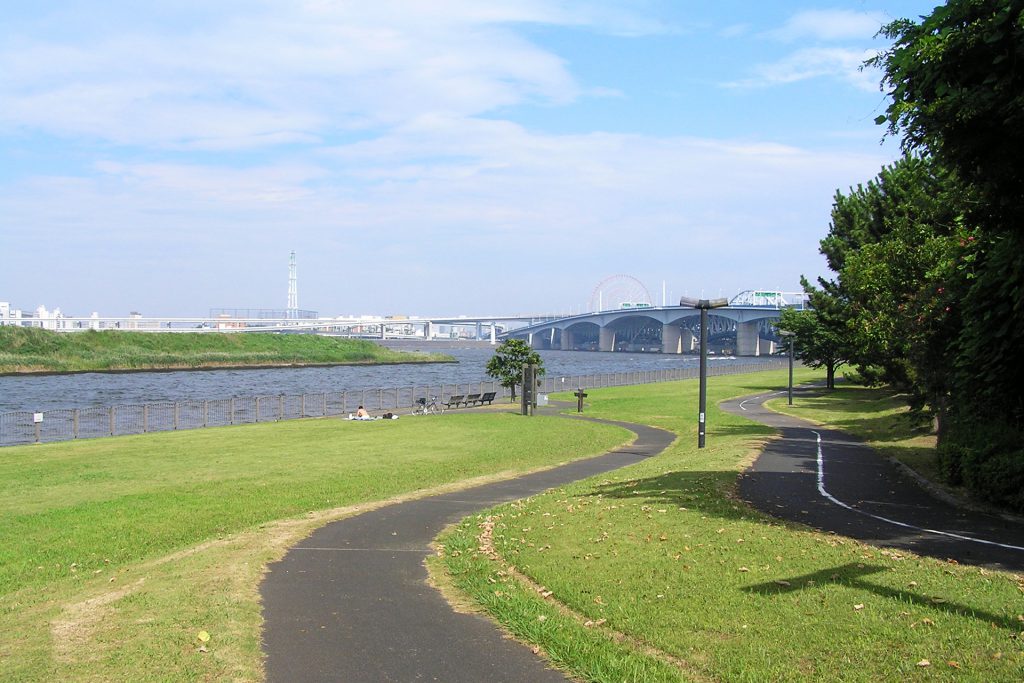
[411, 396, 445, 415]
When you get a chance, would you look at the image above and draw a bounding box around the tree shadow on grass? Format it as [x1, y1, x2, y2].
[580, 470, 763, 522]
[744, 562, 1022, 632]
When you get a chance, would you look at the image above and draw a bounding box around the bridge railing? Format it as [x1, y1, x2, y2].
[0, 358, 789, 446]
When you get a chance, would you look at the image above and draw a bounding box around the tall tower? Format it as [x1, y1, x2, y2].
[287, 251, 298, 318]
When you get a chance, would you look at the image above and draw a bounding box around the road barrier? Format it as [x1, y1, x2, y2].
[0, 359, 789, 446]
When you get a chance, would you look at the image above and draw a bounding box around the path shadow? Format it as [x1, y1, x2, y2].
[744, 563, 1022, 632]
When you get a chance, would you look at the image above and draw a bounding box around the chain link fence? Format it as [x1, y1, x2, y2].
[0, 358, 789, 446]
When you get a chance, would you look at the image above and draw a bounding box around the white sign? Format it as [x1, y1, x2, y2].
[33, 412, 44, 423]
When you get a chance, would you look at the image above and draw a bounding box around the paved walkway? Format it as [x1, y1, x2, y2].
[721, 389, 1024, 573]
[260, 413, 674, 682]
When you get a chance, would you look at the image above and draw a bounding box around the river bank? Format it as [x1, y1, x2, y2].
[0, 327, 450, 375]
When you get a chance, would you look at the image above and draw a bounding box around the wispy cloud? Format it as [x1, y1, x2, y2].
[725, 47, 880, 91]
[724, 8, 887, 92]
[767, 9, 887, 42]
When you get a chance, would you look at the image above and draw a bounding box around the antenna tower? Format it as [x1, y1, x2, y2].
[287, 251, 298, 318]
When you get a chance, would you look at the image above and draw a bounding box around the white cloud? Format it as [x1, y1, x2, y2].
[1, 118, 891, 313]
[767, 9, 887, 42]
[726, 47, 881, 91]
[0, 1, 589, 149]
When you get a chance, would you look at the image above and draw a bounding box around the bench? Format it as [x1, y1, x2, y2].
[478, 391, 497, 406]
[443, 395, 465, 409]
[463, 393, 482, 406]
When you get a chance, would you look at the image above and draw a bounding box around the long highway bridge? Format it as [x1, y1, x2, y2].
[4, 290, 807, 357]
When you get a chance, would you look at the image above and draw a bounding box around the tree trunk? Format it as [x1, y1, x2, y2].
[826, 363, 836, 389]
[509, 384, 517, 401]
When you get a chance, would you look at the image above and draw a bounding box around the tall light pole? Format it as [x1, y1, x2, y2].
[779, 330, 795, 405]
[680, 296, 729, 448]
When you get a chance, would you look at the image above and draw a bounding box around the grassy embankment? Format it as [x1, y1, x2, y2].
[433, 370, 1024, 682]
[0, 411, 630, 681]
[0, 326, 449, 374]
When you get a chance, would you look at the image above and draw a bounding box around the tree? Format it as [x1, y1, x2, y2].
[485, 339, 544, 401]
[870, 1, 1024, 510]
[870, 0, 1024, 222]
[809, 155, 968, 418]
[777, 307, 845, 390]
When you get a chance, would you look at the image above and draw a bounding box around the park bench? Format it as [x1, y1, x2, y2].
[477, 391, 497, 405]
[443, 395, 465, 409]
[463, 393, 481, 406]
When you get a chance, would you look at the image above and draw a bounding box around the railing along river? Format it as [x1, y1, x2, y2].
[0, 359, 788, 446]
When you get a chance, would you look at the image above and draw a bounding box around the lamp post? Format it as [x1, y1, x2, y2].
[680, 296, 729, 448]
[778, 330, 795, 405]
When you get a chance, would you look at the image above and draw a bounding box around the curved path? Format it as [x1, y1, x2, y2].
[261, 414, 674, 682]
[721, 389, 1024, 573]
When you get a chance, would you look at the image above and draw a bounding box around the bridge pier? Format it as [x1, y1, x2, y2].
[661, 324, 695, 354]
[560, 329, 574, 351]
[599, 327, 615, 352]
[736, 321, 760, 356]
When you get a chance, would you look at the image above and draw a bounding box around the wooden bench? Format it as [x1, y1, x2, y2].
[443, 395, 465, 409]
[477, 391, 497, 406]
[463, 393, 481, 406]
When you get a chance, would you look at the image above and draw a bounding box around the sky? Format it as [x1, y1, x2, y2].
[0, 0, 939, 318]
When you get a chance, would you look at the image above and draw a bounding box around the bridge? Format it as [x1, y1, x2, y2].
[2, 289, 807, 357]
[501, 290, 808, 356]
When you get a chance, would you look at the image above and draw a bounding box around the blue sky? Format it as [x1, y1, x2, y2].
[0, 1, 937, 317]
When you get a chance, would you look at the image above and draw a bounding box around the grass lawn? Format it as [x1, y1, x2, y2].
[433, 370, 1024, 682]
[0, 326, 449, 373]
[0, 411, 629, 681]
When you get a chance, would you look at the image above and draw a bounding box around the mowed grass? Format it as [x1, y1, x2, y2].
[0, 411, 630, 681]
[433, 370, 1024, 682]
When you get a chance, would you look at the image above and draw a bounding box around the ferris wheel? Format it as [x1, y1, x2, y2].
[589, 275, 655, 312]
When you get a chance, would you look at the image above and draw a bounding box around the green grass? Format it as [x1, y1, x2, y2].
[433, 371, 1024, 682]
[0, 411, 630, 681]
[0, 326, 449, 373]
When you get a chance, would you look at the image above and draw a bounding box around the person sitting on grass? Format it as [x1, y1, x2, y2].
[356, 406, 370, 419]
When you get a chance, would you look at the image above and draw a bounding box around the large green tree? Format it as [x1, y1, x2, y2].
[809, 155, 969, 421]
[867, 0, 1024, 509]
[485, 339, 544, 401]
[870, 0, 1024, 220]
[777, 306, 846, 390]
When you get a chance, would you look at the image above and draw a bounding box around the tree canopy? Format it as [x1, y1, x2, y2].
[484, 339, 544, 401]
[817, 0, 1024, 511]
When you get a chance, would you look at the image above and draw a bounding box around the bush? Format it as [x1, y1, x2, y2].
[940, 417, 1024, 513]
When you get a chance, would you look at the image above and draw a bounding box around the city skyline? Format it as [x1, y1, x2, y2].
[1, 2, 935, 316]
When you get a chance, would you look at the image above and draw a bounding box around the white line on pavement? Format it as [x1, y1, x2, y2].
[812, 430, 1024, 552]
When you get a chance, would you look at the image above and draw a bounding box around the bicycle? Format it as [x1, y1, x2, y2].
[411, 395, 445, 415]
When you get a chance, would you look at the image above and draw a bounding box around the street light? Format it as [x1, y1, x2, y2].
[778, 330, 795, 405]
[680, 296, 729, 448]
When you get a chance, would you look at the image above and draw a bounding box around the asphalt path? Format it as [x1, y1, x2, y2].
[721, 389, 1024, 573]
[260, 414, 674, 683]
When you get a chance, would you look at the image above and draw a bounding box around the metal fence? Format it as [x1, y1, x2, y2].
[0, 359, 789, 447]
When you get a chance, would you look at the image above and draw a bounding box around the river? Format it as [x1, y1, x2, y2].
[0, 344, 773, 414]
